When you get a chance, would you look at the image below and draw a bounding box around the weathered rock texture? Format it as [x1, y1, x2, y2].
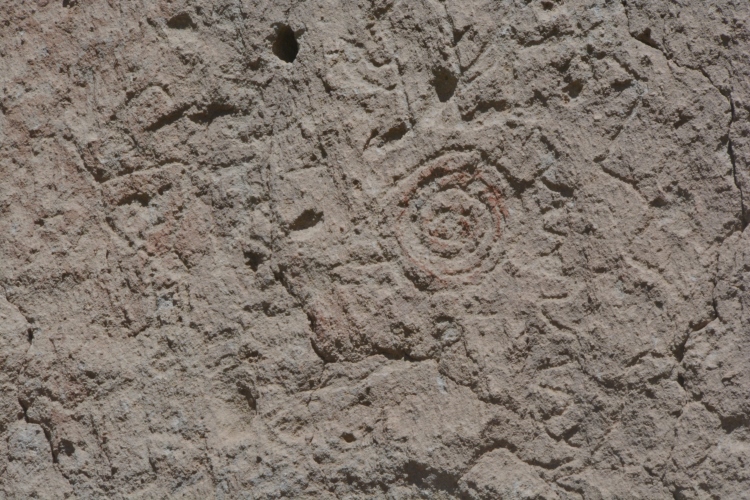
[1, 0, 750, 498]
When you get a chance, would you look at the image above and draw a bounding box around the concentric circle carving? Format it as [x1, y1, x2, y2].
[384, 152, 507, 287]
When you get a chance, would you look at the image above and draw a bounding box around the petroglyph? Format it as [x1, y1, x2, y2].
[384, 152, 507, 289]
[2, 1, 750, 498]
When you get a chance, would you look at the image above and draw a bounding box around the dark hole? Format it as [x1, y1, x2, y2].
[117, 192, 151, 207]
[635, 27, 660, 50]
[238, 385, 257, 412]
[167, 12, 195, 30]
[62, 0, 73, 6]
[403, 460, 460, 491]
[341, 432, 356, 443]
[244, 250, 266, 271]
[289, 209, 323, 231]
[650, 196, 669, 207]
[453, 28, 468, 45]
[673, 111, 692, 129]
[433, 67, 458, 102]
[610, 79, 632, 93]
[674, 338, 687, 363]
[380, 122, 408, 143]
[188, 103, 237, 125]
[720, 414, 749, 434]
[677, 374, 685, 388]
[563, 80, 583, 98]
[60, 439, 75, 457]
[272, 24, 299, 63]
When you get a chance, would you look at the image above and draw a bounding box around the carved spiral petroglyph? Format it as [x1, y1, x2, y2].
[305, 152, 507, 362]
[385, 152, 507, 287]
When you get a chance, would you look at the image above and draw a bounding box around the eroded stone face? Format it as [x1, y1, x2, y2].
[1, 0, 750, 498]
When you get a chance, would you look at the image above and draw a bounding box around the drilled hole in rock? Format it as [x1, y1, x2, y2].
[432, 67, 457, 102]
[167, 12, 195, 30]
[272, 24, 299, 63]
[289, 209, 323, 231]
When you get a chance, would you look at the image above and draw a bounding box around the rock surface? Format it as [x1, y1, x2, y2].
[1, 0, 750, 498]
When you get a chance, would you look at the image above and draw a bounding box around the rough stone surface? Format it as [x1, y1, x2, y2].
[1, 1, 750, 498]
